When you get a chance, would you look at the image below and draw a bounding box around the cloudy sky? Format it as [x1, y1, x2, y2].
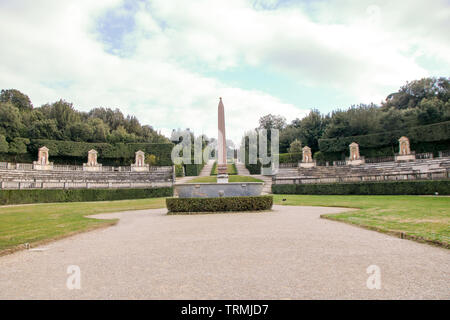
[0, 0, 449, 143]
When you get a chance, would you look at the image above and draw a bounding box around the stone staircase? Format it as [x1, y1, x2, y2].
[253, 175, 273, 195]
[199, 160, 215, 176]
[235, 161, 250, 175]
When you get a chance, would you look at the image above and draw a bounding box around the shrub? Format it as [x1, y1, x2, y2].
[175, 164, 184, 177]
[318, 121, 450, 154]
[272, 180, 450, 195]
[0, 187, 173, 205]
[166, 195, 273, 213]
[0, 135, 8, 153]
[279, 153, 302, 164]
[184, 162, 205, 176]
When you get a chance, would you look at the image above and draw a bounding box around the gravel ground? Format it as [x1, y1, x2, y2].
[0, 205, 448, 299]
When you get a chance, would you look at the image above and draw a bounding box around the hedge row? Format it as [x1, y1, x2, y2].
[166, 195, 273, 213]
[0, 187, 173, 205]
[318, 121, 450, 153]
[272, 180, 450, 195]
[184, 162, 205, 176]
[279, 152, 302, 164]
[26, 139, 174, 166]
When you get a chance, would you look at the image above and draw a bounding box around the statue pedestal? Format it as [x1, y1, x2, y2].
[33, 162, 54, 170]
[217, 174, 229, 183]
[131, 164, 150, 172]
[83, 164, 102, 171]
[395, 154, 415, 162]
[300, 162, 316, 168]
[346, 158, 365, 166]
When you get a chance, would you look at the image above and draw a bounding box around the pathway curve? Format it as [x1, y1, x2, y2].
[0, 205, 448, 299]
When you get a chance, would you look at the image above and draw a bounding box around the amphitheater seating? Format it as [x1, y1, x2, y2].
[274, 158, 450, 184]
[0, 166, 174, 190]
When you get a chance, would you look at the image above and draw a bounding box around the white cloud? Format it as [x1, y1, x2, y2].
[0, 0, 448, 144]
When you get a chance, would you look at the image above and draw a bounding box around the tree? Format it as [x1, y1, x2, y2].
[88, 118, 110, 142]
[382, 77, 449, 110]
[40, 100, 80, 135]
[288, 139, 302, 154]
[258, 114, 287, 130]
[8, 137, 29, 154]
[0, 89, 33, 110]
[28, 119, 61, 140]
[67, 122, 94, 142]
[0, 135, 9, 153]
[0, 102, 24, 139]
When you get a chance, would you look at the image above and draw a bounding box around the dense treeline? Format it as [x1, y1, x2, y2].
[258, 77, 450, 158]
[0, 89, 169, 155]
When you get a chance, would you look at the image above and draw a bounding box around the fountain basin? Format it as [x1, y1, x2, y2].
[175, 182, 263, 198]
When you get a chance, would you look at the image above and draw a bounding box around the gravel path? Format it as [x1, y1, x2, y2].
[0, 205, 448, 299]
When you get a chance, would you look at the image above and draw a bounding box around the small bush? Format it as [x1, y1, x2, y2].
[184, 162, 205, 176]
[0, 187, 173, 205]
[272, 180, 450, 195]
[175, 164, 184, 177]
[166, 195, 273, 213]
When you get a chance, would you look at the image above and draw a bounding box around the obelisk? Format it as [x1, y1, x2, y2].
[217, 97, 228, 183]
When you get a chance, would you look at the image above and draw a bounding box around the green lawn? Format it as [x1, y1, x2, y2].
[273, 194, 450, 247]
[210, 162, 237, 175]
[186, 175, 263, 183]
[0, 197, 166, 254]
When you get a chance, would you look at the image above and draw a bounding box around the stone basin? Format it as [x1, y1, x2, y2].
[174, 182, 263, 198]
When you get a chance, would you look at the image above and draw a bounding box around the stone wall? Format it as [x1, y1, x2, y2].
[0, 164, 174, 190]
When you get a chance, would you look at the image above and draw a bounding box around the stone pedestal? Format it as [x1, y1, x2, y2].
[33, 162, 54, 170]
[346, 158, 365, 166]
[131, 165, 150, 172]
[131, 150, 149, 172]
[395, 137, 415, 162]
[217, 174, 229, 183]
[83, 164, 102, 172]
[33, 146, 53, 170]
[395, 154, 415, 162]
[300, 161, 316, 168]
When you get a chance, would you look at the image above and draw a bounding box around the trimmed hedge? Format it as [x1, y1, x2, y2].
[0, 187, 173, 205]
[272, 180, 450, 195]
[166, 195, 273, 213]
[184, 162, 205, 176]
[25, 140, 174, 166]
[279, 152, 302, 164]
[318, 121, 450, 154]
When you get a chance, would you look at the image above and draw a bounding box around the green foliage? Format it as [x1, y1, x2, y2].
[258, 114, 287, 130]
[0, 89, 169, 145]
[272, 180, 450, 195]
[0, 102, 23, 139]
[275, 77, 449, 157]
[318, 121, 450, 154]
[382, 77, 449, 110]
[184, 163, 205, 176]
[0, 187, 173, 205]
[175, 164, 184, 177]
[279, 152, 302, 164]
[0, 135, 8, 153]
[145, 154, 157, 166]
[0, 89, 33, 110]
[166, 195, 273, 213]
[8, 137, 30, 154]
[27, 139, 174, 166]
[288, 139, 302, 154]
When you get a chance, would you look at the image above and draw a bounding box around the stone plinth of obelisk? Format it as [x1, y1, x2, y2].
[217, 97, 228, 183]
